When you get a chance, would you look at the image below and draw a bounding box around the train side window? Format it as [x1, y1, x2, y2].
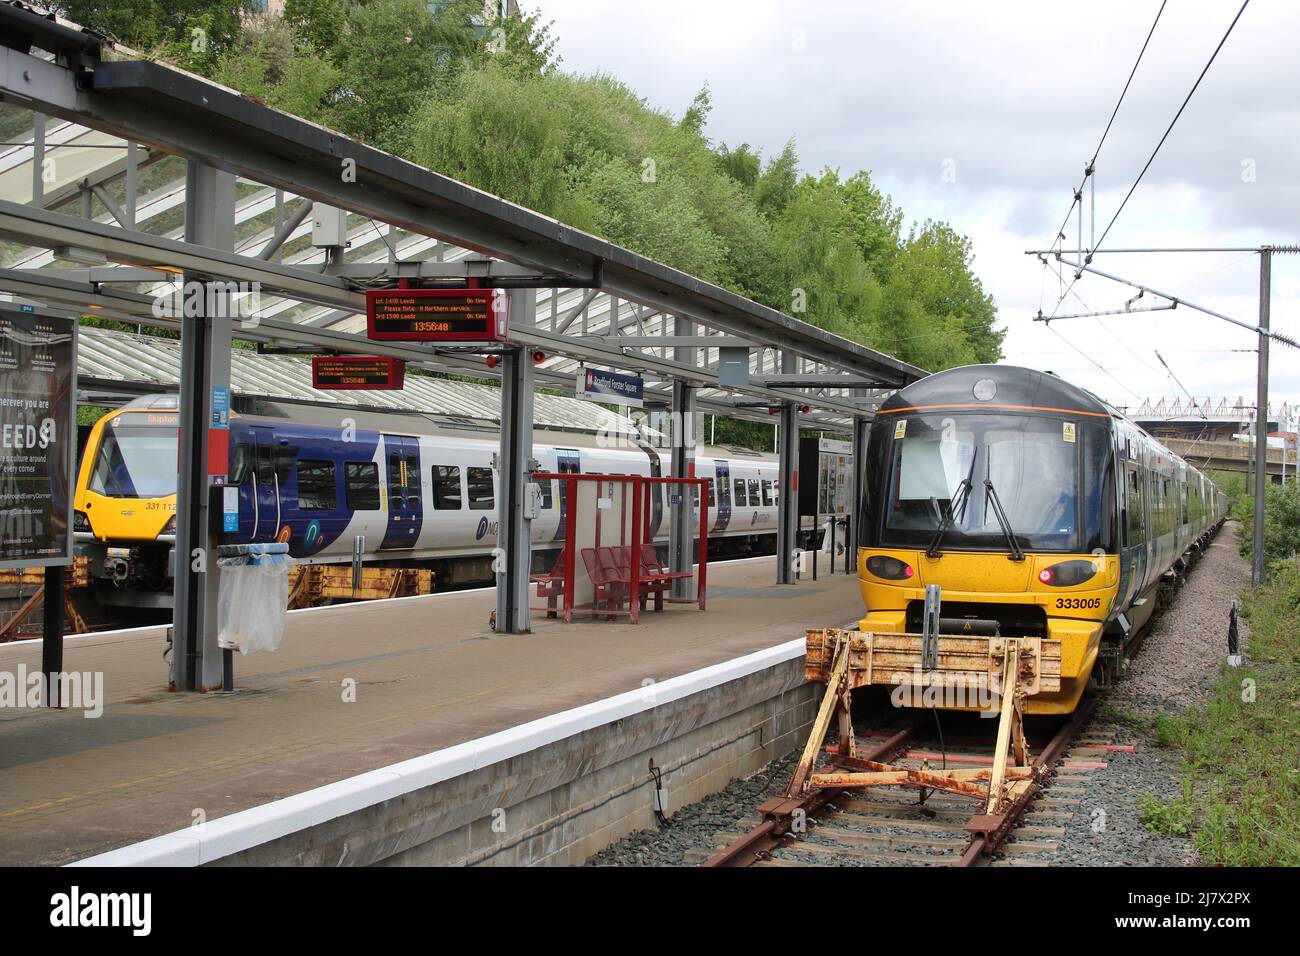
[467, 466, 494, 510]
[761, 480, 774, 507]
[230, 443, 253, 485]
[748, 478, 761, 507]
[296, 460, 337, 511]
[255, 445, 273, 485]
[733, 478, 746, 506]
[430, 465, 462, 510]
[536, 477, 553, 509]
[1125, 467, 1142, 545]
[274, 446, 297, 484]
[706, 478, 716, 508]
[344, 461, 380, 510]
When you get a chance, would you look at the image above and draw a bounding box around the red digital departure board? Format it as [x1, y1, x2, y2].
[365, 288, 508, 342]
[311, 355, 406, 390]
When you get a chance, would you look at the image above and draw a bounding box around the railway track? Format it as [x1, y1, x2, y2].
[699, 698, 1120, 867]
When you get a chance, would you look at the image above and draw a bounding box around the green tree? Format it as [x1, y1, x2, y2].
[331, 0, 480, 153]
[841, 170, 902, 273]
[753, 140, 799, 218]
[889, 221, 1003, 364]
[283, 0, 348, 52]
[213, 15, 338, 125]
[53, 0, 250, 74]
[715, 142, 761, 190]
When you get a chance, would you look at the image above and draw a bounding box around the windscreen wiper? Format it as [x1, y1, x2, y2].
[982, 477, 1025, 561]
[925, 449, 977, 559]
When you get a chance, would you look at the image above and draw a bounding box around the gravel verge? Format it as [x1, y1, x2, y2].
[1031, 520, 1249, 867]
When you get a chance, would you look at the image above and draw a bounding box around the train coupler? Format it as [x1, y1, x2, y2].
[788, 628, 1060, 814]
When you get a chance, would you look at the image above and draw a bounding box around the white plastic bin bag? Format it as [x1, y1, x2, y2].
[217, 544, 292, 655]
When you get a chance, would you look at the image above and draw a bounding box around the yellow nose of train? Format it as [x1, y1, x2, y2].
[857, 548, 1119, 714]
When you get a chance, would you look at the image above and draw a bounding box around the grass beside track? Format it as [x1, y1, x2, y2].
[1141, 562, 1300, 865]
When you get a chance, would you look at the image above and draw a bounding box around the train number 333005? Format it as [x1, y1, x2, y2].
[1055, 597, 1102, 610]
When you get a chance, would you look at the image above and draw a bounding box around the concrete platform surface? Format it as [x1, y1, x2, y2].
[0, 558, 863, 866]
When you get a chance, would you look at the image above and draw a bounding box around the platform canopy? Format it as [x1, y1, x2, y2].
[75, 326, 653, 436]
[0, 6, 924, 432]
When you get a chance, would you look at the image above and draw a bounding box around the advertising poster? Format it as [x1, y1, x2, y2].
[0, 308, 76, 568]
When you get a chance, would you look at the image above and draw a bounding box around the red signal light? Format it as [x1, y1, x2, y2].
[485, 355, 498, 369]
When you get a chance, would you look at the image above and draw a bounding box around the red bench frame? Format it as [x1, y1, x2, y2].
[527, 472, 709, 623]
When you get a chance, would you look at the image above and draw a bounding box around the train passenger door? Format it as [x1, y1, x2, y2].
[552, 449, 581, 542]
[250, 426, 281, 542]
[1119, 459, 1147, 606]
[713, 459, 731, 532]
[644, 445, 664, 538]
[381, 434, 422, 550]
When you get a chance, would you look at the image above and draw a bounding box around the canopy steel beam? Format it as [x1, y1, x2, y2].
[0, 198, 363, 311]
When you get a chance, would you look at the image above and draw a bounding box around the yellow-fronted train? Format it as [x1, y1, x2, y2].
[856, 364, 1227, 715]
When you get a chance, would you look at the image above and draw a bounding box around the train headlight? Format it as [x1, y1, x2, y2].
[1038, 559, 1097, 587]
[74, 510, 92, 533]
[866, 555, 915, 580]
[161, 516, 176, 536]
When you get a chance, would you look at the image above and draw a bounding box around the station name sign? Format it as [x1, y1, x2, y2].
[365, 288, 507, 343]
[576, 366, 644, 409]
[312, 356, 406, 390]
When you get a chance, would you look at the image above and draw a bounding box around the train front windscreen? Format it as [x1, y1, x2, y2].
[87, 413, 178, 500]
[870, 412, 1112, 554]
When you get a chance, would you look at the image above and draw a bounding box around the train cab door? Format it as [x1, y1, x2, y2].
[381, 434, 422, 550]
[250, 426, 281, 543]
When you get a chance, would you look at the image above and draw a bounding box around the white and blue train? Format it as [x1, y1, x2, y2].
[74, 396, 784, 606]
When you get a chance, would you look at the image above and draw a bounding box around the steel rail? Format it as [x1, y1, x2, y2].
[702, 724, 917, 867]
[958, 696, 1098, 866]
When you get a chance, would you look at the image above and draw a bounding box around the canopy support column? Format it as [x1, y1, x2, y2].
[670, 316, 697, 600]
[170, 161, 234, 691]
[776, 352, 800, 584]
[495, 288, 536, 634]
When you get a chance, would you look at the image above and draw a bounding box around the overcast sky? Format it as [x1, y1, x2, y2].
[535, 0, 1298, 419]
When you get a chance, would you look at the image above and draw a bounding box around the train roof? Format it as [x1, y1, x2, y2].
[108, 396, 776, 462]
[879, 364, 1114, 418]
[880, 365, 1218, 479]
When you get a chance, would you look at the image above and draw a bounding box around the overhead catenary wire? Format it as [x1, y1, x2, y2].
[1155, 350, 1208, 418]
[1047, 0, 1169, 261]
[1040, 253, 1167, 378]
[1090, 0, 1251, 257]
[1044, 0, 1249, 322]
[1043, 322, 1143, 401]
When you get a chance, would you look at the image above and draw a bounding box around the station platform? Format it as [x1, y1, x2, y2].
[0, 557, 863, 866]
